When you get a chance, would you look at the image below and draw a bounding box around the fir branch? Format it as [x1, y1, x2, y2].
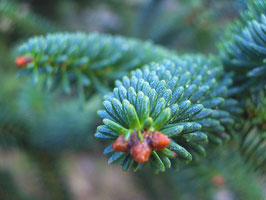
[219, 0, 266, 94]
[237, 91, 266, 174]
[95, 55, 241, 172]
[14, 32, 175, 99]
[219, 0, 266, 175]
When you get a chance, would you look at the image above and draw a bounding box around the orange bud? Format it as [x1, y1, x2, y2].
[212, 175, 225, 187]
[130, 141, 152, 163]
[111, 135, 129, 152]
[15, 56, 31, 67]
[150, 131, 170, 150]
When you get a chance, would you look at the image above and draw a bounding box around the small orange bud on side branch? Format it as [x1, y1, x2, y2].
[212, 175, 225, 187]
[15, 56, 32, 67]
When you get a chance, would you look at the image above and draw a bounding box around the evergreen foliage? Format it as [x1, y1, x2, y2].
[219, 0, 266, 93]
[219, 0, 266, 175]
[237, 91, 266, 174]
[96, 55, 241, 172]
[0, 82, 100, 152]
[0, 0, 265, 199]
[15, 33, 174, 99]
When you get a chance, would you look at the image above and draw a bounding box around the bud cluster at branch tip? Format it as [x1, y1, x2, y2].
[112, 131, 171, 163]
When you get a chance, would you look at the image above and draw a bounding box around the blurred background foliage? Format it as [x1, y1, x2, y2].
[0, 0, 265, 200]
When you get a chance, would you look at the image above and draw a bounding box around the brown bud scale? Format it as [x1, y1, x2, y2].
[111, 135, 129, 152]
[150, 131, 171, 150]
[130, 140, 152, 163]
